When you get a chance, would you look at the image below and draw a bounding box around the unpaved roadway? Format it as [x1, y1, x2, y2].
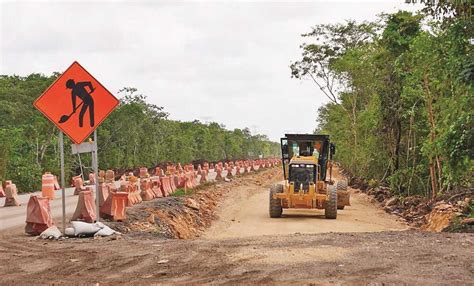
[205, 169, 407, 239]
[1, 167, 472, 285]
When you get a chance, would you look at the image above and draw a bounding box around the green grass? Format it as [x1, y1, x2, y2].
[171, 188, 189, 197]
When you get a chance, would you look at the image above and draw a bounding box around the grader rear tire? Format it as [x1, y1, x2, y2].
[325, 185, 337, 219]
[337, 180, 348, 191]
[337, 180, 348, 210]
[269, 184, 283, 218]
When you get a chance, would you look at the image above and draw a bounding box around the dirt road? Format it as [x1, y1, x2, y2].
[1, 167, 472, 285]
[1, 230, 471, 285]
[204, 170, 407, 239]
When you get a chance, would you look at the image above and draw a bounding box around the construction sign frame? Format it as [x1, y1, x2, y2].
[34, 61, 119, 231]
[33, 61, 119, 144]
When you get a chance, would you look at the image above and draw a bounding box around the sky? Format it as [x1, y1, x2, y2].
[0, 0, 421, 141]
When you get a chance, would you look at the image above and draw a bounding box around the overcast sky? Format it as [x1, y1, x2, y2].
[0, 0, 421, 141]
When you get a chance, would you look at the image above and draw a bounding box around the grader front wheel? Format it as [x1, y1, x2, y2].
[269, 184, 283, 218]
[325, 185, 337, 219]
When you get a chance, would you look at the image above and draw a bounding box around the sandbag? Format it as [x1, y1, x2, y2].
[64, 227, 76, 237]
[39, 225, 62, 240]
[71, 221, 101, 236]
[94, 222, 120, 236]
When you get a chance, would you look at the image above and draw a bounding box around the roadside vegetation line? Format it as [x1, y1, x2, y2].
[291, 3, 473, 202]
[0, 82, 280, 193]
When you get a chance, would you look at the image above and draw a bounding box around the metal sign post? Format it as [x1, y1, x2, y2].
[71, 136, 100, 222]
[59, 132, 66, 233]
[93, 130, 100, 222]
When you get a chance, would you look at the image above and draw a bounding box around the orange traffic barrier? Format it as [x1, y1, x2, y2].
[200, 169, 208, 183]
[0, 181, 5, 198]
[139, 167, 149, 178]
[197, 165, 202, 175]
[4, 181, 20, 207]
[140, 179, 155, 201]
[121, 180, 141, 206]
[166, 165, 177, 175]
[98, 182, 109, 207]
[25, 195, 54, 235]
[41, 172, 56, 199]
[150, 176, 163, 197]
[190, 172, 197, 188]
[184, 173, 193, 191]
[236, 164, 243, 176]
[186, 172, 193, 188]
[89, 173, 96, 185]
[175, 174, 185, 188]
[133, 179, 143, 203]
[73, 176, 85, 195]
[155, 166, 164, 177]
[105, 170, 115, 183]
[169, 175, 177, 193]
[71, 188, 97, 223]
[244, 162, 250, 173]
[99, 170, 106, 180]
[226, 166, 233, 179]
[215, 168, 224, 181]
[160, 176, 172, 197]
[100, 190, 128, 221]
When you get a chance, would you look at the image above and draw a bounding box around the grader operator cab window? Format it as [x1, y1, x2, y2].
[289, 164, 316, 192]
[281, 134, 331, 182]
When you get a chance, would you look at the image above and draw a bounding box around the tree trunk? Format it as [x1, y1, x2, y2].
[394, 119, 402, 171]
[423, 72, 440, 199]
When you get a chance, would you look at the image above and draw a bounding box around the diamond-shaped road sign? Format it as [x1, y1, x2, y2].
[34, 61, 119, 144]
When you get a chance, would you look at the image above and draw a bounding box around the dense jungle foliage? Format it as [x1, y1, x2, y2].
[291, 2, 473, 198]
[0, 80, 280, 193]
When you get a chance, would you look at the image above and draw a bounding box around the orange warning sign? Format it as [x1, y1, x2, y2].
[34, 61, 119, 144]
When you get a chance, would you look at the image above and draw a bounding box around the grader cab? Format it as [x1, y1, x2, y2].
[269, 134, 350, 219]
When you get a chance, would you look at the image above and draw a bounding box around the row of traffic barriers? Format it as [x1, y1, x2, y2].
[20, 158, 280, 235]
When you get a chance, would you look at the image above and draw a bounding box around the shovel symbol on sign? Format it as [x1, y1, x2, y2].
[59, 79, 95, 127]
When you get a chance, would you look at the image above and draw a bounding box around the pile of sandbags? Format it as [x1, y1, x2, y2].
[37, 221, 120, 240]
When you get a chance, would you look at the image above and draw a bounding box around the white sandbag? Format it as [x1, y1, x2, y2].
[71, 221, 101, 236]
[39, 225, 62, 240]
[94, 222, 120, 236]
[94, 221, 107, 228]
[94, 226, 116, 236]
[64, 227, 76, 237]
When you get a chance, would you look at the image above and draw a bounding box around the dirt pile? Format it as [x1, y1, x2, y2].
[349, 178, 472, 232]
[325, 164, 473, 232]
[110, 168, 280, 239]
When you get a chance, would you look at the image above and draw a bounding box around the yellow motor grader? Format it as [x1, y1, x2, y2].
[269, 134, 350, 219]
